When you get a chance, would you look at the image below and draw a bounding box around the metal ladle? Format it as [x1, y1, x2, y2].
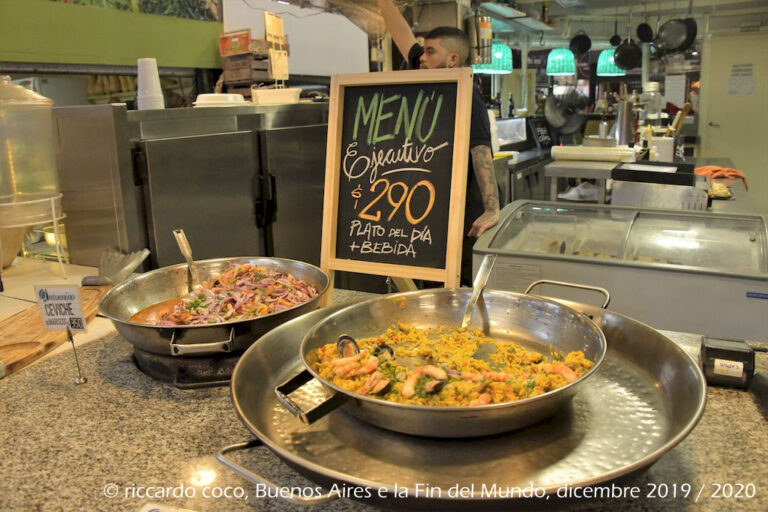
[173, 229, 199, 292]
[460, 254, 497, 329]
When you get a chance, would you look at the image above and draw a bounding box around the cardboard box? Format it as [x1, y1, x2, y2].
[223, 54, 269, 71]
[220, 30, 251, 57]
[222, 68, 271, 84]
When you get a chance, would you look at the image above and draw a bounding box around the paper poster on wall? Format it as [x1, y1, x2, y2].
[664, 75, 686, 108]
[727, 64, 755, 96]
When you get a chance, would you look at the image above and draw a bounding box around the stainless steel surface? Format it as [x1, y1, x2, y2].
[461, 254, 497, 329]
[259, 124, 328, 266]
[612, 180, 709, 210]
[615, 98, 634, 145]
[525, 279, 610, 309]
[99, 257, 330, 356]
[53, 103, 329, 268]
[474, 200, 768, 341]
[289, 288, 606, 438]
[224, 298, 707, 505]
[141, 131, 264, 268]
[216, 442, 337, 505]
[53, 104, 145, 266]
[172, 229, 198, 290]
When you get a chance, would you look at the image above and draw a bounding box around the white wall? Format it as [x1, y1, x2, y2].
[222, 0, 368, 76]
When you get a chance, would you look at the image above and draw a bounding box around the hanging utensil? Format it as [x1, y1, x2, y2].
[657, 1, 688, 54]
[614, 14, 642, 71]
[610, 17, 621, 47]
[679, 0, 698, 53]
[637, 1, 654, 43]
[569, 31, 592, 56]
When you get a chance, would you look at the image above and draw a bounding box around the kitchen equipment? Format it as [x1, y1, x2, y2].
[568, 31, 591, 55]
[614, 37, 642, 71]
[610, 19, 621, 46]
[611, 161, 708, 210]
[679, 1, 698, 53]
[80, 248, 150, 286]
[700, 337, 755, 389]
[656, 18, 689, 54]
[275, 288, 607, 438]
[0, 76, 62, 226]
[172, 229, 198, 290]
[637, 1, 654, 42]
[637, 21, 654, 43]
[615, 95, 634, 145]
[1, 227, 26, 269]
[474, 200, 768, 342]
[99, 257, 329, 356]
[0, 285, 109, 378]
[461, 254, 496, 329]
[53, 103, 329, 270]
[218, 295, 706, 506]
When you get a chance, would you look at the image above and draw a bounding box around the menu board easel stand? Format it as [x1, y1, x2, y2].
[320, 69, 474, 303]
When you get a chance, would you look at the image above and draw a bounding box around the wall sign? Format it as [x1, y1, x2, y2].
[321, 69, 474, 292]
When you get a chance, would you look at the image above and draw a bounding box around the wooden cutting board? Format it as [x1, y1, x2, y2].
[0, 285, 111, 378]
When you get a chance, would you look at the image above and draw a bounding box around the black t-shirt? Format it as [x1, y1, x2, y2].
[408, 43, 492, 225]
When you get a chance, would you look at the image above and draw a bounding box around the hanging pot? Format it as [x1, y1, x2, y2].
[610, 19, 621, 46]
[637, 21, 653, 43]
[656, 18, 689, 53]
[614, 39, 642, 71]
[569, 31, 592, 55]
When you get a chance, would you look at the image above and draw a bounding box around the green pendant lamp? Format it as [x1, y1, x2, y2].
[472, 42, 513, 75]
[546, 47, 576, 76]
[596, 49, 626, 76]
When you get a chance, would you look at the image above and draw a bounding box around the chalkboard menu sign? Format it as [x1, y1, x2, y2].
[321, 69, 473, 290]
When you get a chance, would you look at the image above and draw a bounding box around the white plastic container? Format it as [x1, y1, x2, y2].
[193, 93, 247, 107]
[137, 58, 165, 110]
[250, 87, 300, 106]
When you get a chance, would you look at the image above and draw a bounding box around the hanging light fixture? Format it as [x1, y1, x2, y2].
[472, 42, 513, 75]
[596, 49, 626, 77]
[546, 47, 576, 76]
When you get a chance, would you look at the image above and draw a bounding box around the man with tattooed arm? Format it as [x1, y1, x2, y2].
[377, 0, 501, 285]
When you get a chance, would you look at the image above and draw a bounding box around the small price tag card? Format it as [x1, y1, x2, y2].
[34, 285, 86, 332]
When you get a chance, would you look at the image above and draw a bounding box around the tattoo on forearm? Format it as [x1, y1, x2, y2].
[470, 146, 500, 212]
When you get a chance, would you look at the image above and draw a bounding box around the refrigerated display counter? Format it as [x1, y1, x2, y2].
[473, 200, 768, 341]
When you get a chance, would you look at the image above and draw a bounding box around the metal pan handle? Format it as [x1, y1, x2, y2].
[170, 327, 235, 356]
[275, 369, 348, 424]
[217, 441, 339, 505]
[524, 279, 611, 309]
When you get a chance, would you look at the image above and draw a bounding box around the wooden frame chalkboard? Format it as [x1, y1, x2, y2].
[321, 69, 474, 298]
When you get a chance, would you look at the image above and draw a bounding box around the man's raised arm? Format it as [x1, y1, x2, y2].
[377, 0, 417, 60]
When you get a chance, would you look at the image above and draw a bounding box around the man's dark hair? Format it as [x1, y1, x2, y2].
[424, 26, 470, 65]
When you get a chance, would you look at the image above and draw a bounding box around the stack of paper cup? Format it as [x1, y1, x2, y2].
[136, 58, 164, 110]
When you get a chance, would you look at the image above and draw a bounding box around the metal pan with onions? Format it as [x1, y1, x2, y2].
[275, 285, 607, 438]
[99, 257, 330, 357]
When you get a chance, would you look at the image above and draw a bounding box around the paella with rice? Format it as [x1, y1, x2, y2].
[312, 323, 594, 407]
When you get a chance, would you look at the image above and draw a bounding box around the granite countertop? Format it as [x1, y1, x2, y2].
[1, 289, 766, 512]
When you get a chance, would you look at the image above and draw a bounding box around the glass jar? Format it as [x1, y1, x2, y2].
[0, 76, 62, 226]
[642, 81, 662, 126]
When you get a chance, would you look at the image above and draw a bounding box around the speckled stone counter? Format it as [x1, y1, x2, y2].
[1, 289, 766, 512]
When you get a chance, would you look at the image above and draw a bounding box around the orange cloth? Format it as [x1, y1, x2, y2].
[695, 166, 748, 190]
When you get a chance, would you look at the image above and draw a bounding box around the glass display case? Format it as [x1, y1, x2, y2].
[475, 201, 768, 341]
[487, 202, 766, 276]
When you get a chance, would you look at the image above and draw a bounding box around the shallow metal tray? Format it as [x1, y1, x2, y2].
[218, 295, 707, 508]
